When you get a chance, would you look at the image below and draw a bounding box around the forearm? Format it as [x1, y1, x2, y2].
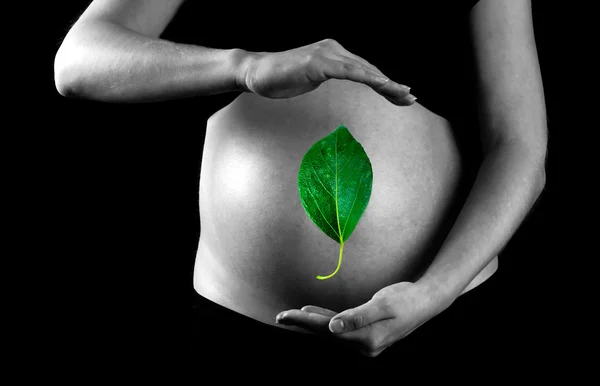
[417, 141, 546, 308]
[54, 19, 250, 103]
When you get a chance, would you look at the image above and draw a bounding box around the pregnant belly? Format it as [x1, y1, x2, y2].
[194, 79, 496, 334]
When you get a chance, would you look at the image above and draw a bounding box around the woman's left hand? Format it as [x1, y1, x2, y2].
[276, 281, 449, 358]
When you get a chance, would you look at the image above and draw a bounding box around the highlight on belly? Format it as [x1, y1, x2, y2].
[298, 125, 373, 280]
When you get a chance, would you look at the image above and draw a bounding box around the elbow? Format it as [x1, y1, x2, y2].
[54, 29, 100, 100]
[538, 157, 546, 196]
[493, 135, 548, 197]
[535, 161, 546, 198]
[527, 139, 547, 199]
[54, 41, 83, 98]
[533, 135, 548, 197]
[522, 140, 547, 199]
[54, 39, 123, 103]
[54, 52, 71, 97]
[54, 68, 79, 99]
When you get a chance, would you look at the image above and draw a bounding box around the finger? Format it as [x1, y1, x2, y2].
[334, 53, 412, 98]
[374, 79, 416, 103]
[334, 51, 386, 78]
[336, 50, 415, 102]
[320, 39, 411, 94]
[323, 58, 414, 105]
[331, 317, 396, 355]
[276, 309, 333, 335]
[301, 305, 338, 318]
[328, 297, 392, 334]
[322, 59, 393, 92]
[325, 39, 386, 78]
[383, 92, 418, 107]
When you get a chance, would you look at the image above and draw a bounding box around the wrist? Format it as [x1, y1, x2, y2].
[415, 275, 462, 312]
[233, 48, 260, 93]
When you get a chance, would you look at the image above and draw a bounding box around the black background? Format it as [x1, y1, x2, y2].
[36, 0, 564, 376]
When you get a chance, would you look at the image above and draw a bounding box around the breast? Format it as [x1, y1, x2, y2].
[195, 79, 466, 314]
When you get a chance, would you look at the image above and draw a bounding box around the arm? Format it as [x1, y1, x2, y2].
[54, 0, 251, 102]
[248, 0, 549, 356]
[417, 0, 548, 306]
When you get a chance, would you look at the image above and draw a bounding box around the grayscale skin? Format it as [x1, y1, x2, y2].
[55, 0, 547, 357]
[196, 78, 490, 334]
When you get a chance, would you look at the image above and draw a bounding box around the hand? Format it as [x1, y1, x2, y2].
[237, 38, 416, 106]
[275, 282, 447, 358]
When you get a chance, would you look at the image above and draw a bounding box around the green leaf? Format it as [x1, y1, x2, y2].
[298, 125, 373, 280]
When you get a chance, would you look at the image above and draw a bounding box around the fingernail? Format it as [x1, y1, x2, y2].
[406, 94, 417, 103]
[375, 76, 389, 85]
[330, 319, 344, 333]
[401, 85, 411, 93]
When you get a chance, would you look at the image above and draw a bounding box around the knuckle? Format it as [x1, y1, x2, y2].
[305, 52, 318, 64]
[378, 297, 394, 313]
[305, 53, 324, 70]
[341, 62, 355, 73]
[349, 313, 364, 329]
[324, 38, 339, 46]
[370, 295, 391, 314]
[307, 47, 328, 63]
[375, 286, 393, 298]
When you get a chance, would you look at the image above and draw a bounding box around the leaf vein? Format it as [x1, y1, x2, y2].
[335, 130, 342, 240]
[336, 142, 353, 158]
[307, 185, 340, 239]
[319, 145, 335, 175]
[310, 160, 335, 199]
[341, 172, 364, 239]
[337, 144, 356, 176]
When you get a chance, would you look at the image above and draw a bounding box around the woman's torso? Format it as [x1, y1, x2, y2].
[158, 0, 495, 335]
[193, 79, 497, 335]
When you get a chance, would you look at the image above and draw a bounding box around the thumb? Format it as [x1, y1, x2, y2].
[329, 298, 388, 334]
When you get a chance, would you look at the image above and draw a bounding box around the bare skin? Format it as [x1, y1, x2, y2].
[194, 78, 500, 344]
[55, 0, 547, 358]
[272, 0, 547, 357]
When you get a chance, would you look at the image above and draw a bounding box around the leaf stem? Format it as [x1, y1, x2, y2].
[316, 241, 344, 280]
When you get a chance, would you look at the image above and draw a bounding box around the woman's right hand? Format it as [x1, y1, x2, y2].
[236, 38, 416, 106]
